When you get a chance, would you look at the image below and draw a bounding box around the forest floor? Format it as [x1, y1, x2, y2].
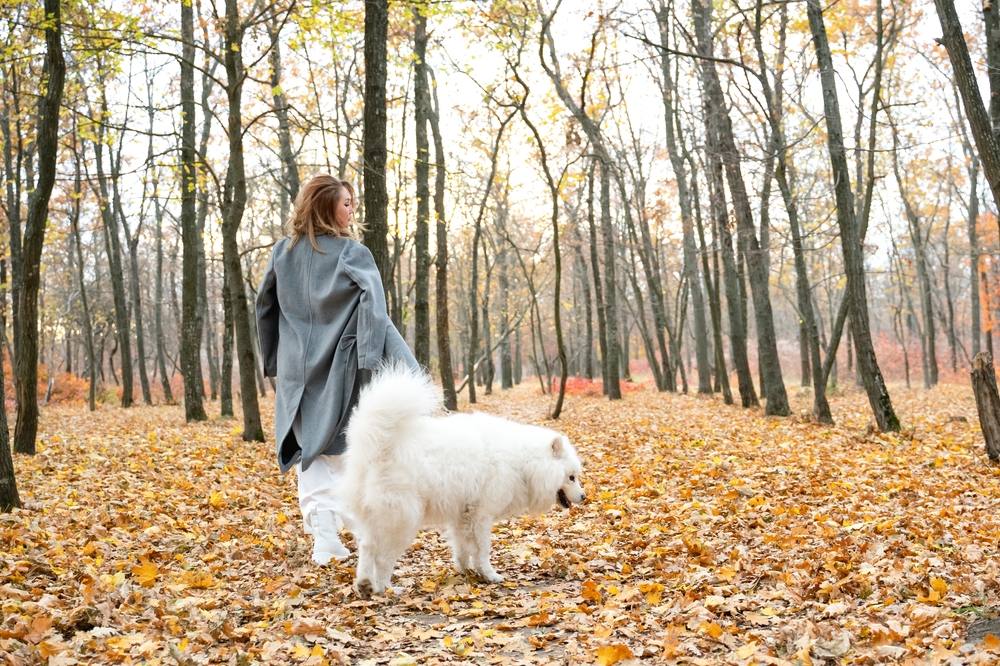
[2, 379, 1000, 665]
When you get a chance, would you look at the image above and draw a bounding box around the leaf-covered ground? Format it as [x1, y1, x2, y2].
[3, 382, 1000, 665]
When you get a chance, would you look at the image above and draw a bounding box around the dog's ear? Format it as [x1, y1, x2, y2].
[551, 436, 564, 457]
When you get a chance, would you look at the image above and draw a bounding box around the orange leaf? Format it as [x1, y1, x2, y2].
[595, 644, 633, 666]
[131, 559, 158, 587]
[698, 621, 724, 638]
[984, 634, 1000, 651]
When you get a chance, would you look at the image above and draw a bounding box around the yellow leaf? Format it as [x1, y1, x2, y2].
[131, 559, 158, 587]
[736, 642, 758, 659]
[698, 621, 723, 638]
[582, 579, 603, 603]
[209, 491, 225, 509]
[593, 625, 614, 639]
[930, 577, 947, 596]
[292, 643, 311, 658]
[276, 511, 288, 524]
[595, 644, 633, 666]
[761, 606, 779, 616]
[704, 595, 725, 608]
[310, 645, 324, 658]
[38, 639, 70, 657]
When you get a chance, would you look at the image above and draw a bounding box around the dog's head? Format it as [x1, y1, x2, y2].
[551, 436, 586, 510]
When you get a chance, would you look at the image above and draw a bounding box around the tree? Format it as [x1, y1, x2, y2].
[428, 68, 457, 410]
[654, 1, 711, 395]
[219, 0, 265, 442]
[412, 5, 431, 369]
[89, 84, 134, 409]
[692, 0, 789, 416]
[745, 0, 831, 422]
[806, 0, 900, 432]
[511, 69, 568, 417]
[69, 121, 96, 412]
[179, 0, 207, 422]
[362, 0, 391, 295]
[12, 0, 65, 456]
[891, 121, 938, 387]
[935, 0, 1000, 213]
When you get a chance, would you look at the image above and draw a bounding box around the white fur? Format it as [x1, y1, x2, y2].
[339, 364, 586, 598]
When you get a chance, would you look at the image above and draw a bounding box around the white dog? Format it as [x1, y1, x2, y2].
[339, 364, 586, 599]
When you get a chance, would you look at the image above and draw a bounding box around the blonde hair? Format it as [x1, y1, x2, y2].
[286, 174, 362, 251]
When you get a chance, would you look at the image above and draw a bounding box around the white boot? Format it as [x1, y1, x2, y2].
[311, 510, 350, 564]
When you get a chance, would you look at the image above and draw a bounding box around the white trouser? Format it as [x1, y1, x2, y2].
[296, 454, 355, 535]
[291, 408, 356, 536]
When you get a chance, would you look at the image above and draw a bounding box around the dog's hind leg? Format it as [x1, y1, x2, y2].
[367, 510, 421, 595]
[469, 517, 503, 583]
[354, 532, 379, 600]
[444, 525, 473, 575]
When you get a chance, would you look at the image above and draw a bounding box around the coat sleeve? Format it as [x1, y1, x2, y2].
[255, 249, 280, 378]
[342, 242, 390, 370]
[384, 319, 419, 371]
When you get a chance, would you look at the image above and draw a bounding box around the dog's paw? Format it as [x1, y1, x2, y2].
[478, 570, 504, 584]
[355, 579, 373, 600]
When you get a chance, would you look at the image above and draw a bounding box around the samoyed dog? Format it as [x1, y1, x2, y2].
[339, 364, 586, 599]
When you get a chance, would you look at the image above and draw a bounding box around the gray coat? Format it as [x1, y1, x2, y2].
[256, 234, 417, 473]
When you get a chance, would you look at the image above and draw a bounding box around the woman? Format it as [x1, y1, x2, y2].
[256, 174, 418, 565]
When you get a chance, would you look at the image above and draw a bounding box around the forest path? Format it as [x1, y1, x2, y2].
[3, 381, 997, 664]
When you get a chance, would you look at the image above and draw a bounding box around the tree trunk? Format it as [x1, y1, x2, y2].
[2, 67, 24, 377]
[123, 211, 152, 405]
[619, 167, 673, 392]
[598, 162, 622, 400]
[480, 235, 494, 396]
[970, 154, 982, 359]
[412, 7, 431, 369]
[362, 0, 391, 294]
[972, 352, 1000, 462]
[91, 102, 134, 409]
[467, 110, 516, 403]
[751, 0, 831, 421]
[0, 321, 14, 508]
[807, 0, 900, 431]
[707, 120, 757, 408]
[515, 87, 568, 416]
[570, 225, 594, 380]
[222, 0, 263, 441]
[934, 0, 1000, 219]
[892, 133, 938, 387]
[268, 16, 300, 203]
[655, 3, 711, 395]
[152, 171, 173, 405]
[69, 129, 96, 413]
[694, 0, 787, 415]
[12, 0, 63, 455]
[691, 159, 732, 404]
[586, 162, 609, 392]
[179, 0, 207, 421]
[220, 269, 234, 417]
[514, 328, 522, 385]
[427, 69, 457, 410]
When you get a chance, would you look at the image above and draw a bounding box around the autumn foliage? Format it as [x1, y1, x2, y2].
[2, 382, 999, 663]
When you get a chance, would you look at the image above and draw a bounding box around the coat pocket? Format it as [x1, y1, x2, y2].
[338, 334, 357, 351]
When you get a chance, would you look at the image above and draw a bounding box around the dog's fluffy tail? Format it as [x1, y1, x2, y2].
[345, 361, 439, 461]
